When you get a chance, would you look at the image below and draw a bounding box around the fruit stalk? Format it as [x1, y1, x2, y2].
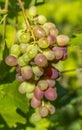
[17, 0, 36, 41]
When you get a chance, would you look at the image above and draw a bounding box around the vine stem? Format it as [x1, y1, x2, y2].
[2, 0, 9, 45]
[61, 67, 82, 73]
[17, 0, 36, 42]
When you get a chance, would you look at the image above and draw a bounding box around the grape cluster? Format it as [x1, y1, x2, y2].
[5, 6, 69, 118]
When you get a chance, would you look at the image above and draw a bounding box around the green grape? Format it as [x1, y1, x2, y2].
[43, 49, 55, 61]
[28, 6, 37, 17]
[32, 65, 44, 77]
[30, 112, 41, 122]
[17, 30, 31, 43]
[43, 22, 56, 29]
[26, 92, 34, 99]
[37, 80, 48, 91]
[38, 38, 50, 49]
[18, 81, 28, 94]
[10, 44, 21, 57]
[17, 56, 26, 66]
[25, 82, 35, 93]
[22, 53, 30, 64]
[26, 44, 38, 59]
[19, 43, 28, 54]
[38, 15, 47, 25]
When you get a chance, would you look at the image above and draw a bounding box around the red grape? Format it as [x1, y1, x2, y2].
[45, 87, 57, 101]
[34, 53, 48, 67]
[34, 86, 44, 100]
[5, 55, 17, 66]
[46, 79, 56, 87]
[31, 96, 41, 108]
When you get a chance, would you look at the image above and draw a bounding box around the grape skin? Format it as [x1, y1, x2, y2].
[39, 106, 49, 117]
[34, 53, 48, 67]
[37, 80, 49, 91]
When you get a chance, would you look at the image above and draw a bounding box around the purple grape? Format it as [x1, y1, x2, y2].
[34, 53, 48, 67]
[44, 66, 60, 79]
[16, 73, 25, 82]
[16, 65, 21, 73]
[21, 66, 33, 80]
[31, 96, 41, 108]
[34, 86, 44, 100]
[47, 34, 56, 45]
[5, 55, 18, 66]
[39, 106, 49, 117]
[44, 87, 57, 101]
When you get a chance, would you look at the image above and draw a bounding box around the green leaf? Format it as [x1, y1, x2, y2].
[0, 80, 29, 127]
[69, 34, 82, 46]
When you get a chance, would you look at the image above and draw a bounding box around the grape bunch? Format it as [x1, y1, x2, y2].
[5, 6, 69, 118]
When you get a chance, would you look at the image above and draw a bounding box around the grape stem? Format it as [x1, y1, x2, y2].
[61, 67, 82, 73]
[17, 0, 36, 42]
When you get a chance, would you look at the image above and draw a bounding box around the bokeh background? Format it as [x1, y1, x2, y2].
[0, 0, 82, 130]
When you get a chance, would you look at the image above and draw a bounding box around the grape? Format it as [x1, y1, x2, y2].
[30, 112, 41, 122]
[10, 44, 21, 57]
[43, 49, 55, 61]
[46, 79, 56, 87]
[28, 6, 37, 17]
[22, 53, 30, 64]
[5, 55, 17, 66]
[16, 73, 25, 82]
[38, 37, 50, 49]
[34, 53, 48, 67]
[39, 106, 49, 117]
[43, 22, 56, 29]
[57, 35, 70, 46]
[25, 82, 35, 93]
[32, 65, 44, 77]
[17, 30, 31, 43]
[18, 82, 27, 94]
[34, 86, 44, 100]
[38, 15, 47, 25]
[21, 66, 33, 80]
[52, 47, 64, 60]
[26, 92, 34, 99]
[42, 26, 50, 35]
[50, 28, 59, 36]
[44, 66, 60, 79]
[49, 105, 55, 114]
[61, 53, 68, 60]
[44, 87, 57, 101]
[37, 80, 49, 91]
[16, 66, 21, 73]
[17, 56, 26, 66]
[47, 34, 56, 45]
[33, 25, 46, 39]
[19, 43, 28, 54]
[26, 44, 38, 59]
[31, 96, 41, 108]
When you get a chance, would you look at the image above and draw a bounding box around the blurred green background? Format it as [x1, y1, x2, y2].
[0, 0, 82, 130]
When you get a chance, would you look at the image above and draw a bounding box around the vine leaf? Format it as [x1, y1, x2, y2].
[0, 80, 29, 127]
[69, 34, 82, 46]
